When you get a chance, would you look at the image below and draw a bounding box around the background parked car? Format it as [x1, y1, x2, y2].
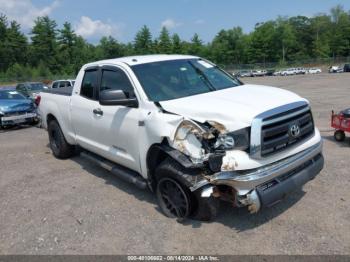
[308, 68, 322, 74]
[343, 64, 350, 72]
[16, 82, 47, 100]
[273, 70, 282, 76]
[238, 70, 252, 77]
[295, 68, 306, 74]
[0, 89, 38, 127]
[51, 79, 76, 88]
[329, 66, 343, 73]
[265, 69, 275, 76]
[252, 70, 266, 77]
[281, 68, 297, 76]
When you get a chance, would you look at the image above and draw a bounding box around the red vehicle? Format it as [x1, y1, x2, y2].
[332, 108, 350, 142]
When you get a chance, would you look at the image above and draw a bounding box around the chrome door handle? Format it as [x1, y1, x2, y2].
[93, 108, 103, 116]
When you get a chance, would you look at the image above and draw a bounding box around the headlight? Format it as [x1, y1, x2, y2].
[214, 128, 250, 151]
[214, 134, 235, 150]
[171, 120, 250, 166]
[172, 120, 207, 164]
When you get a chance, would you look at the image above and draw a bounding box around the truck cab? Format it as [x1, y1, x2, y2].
[39, 55, 324, 221]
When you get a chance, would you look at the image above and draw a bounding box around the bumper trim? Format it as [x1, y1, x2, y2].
[257, 154, 324, 208]
[1, 112, 37, 121]
[191, 140, 323, 194]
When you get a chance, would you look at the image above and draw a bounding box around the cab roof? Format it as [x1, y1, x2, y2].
[85, 54, 199, 68]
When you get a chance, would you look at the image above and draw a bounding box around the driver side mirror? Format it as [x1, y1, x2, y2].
[99, 89, 138, 108]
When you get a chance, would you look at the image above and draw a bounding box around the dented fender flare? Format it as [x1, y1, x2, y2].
[147, 144, 204, 170]
[146, 143, 208, 191]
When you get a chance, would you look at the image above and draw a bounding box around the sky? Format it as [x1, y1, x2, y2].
[1, 0, 350, 43]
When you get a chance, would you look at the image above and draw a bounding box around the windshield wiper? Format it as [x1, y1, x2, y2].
[188, 61, 216, 91]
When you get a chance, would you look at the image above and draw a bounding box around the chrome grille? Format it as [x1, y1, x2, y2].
[250, 101, 315, 159]
[261, 109, 314, 156]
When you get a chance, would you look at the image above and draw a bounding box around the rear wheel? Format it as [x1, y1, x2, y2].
[334, 130, 345, 142]
[48, 120, 75, 159]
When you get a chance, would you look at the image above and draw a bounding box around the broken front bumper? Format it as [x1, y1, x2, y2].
[0, 112, 37, 126]
[191, 141, 324, 213]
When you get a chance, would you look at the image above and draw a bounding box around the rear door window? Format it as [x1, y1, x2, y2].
[81, 70, 99, 99]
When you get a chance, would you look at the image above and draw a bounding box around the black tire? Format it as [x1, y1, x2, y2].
[334, 130, 345, 142]
[48, 120, 75, 159]
[156, 177, 191, 221]
[155, 158, 219, 222]
[192, 193, 220, 222]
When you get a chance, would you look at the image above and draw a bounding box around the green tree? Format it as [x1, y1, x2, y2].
[171, 33, 183, 54]
[247, 21, 277, 63]
[30, 16, 59, 73]
[134, 25, 153, 54]
[288, 16, 313, 59]
[331, 5, 345, 24]
[188, 33, 204, 56]
[211, 27, 247, 65]
[2, 20, 28, 71]
[57, 22, 77, 74]
[97, 36, 125, 59]
[310, 15, 332, 58]
[0, 15, 8, 72]
[6, 63, 24, 80]
[275, 18, 297, 62]
[329, 5, 350, 57]
[32, 61, 52, 78]
[124, 42, 135, 56]
[157, 26, 172, 53]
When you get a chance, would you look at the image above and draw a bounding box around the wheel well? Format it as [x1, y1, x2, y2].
[146, 143, 169, 190]
[46, 114, 57, 126]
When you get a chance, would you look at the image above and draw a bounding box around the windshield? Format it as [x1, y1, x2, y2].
[29, 83, 44, 91]
[131, 59, 242, 102]
[0, 90, 26, 100]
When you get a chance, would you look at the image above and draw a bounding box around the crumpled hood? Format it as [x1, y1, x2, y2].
[0, 99, 33, 113]
[159, 84, 307, 131]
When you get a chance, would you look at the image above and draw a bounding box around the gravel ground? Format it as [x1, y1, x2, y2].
[0, 73, 349, 255]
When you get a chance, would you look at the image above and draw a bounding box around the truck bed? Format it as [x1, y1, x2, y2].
[41, 86, 73, 96]
[39, 86, 75, 143]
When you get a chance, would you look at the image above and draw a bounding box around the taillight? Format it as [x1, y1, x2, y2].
[35, 95, 41, 106]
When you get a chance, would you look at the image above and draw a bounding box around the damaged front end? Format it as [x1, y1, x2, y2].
[167, 119, 324, 214]
[167, 119, 255, 210]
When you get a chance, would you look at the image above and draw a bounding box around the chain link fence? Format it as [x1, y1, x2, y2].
[223, 56, 350, 72]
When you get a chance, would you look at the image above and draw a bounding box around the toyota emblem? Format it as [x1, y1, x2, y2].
[289, 124, 301, 138]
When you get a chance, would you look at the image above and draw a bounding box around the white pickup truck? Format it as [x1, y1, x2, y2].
[39, 55, 324, 221]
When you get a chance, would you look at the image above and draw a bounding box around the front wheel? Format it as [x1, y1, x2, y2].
[155, 158, 219, 222]
[48, 120, 75, 159]
[156, 177, 191, 221]
[334, 130, 346, 142]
